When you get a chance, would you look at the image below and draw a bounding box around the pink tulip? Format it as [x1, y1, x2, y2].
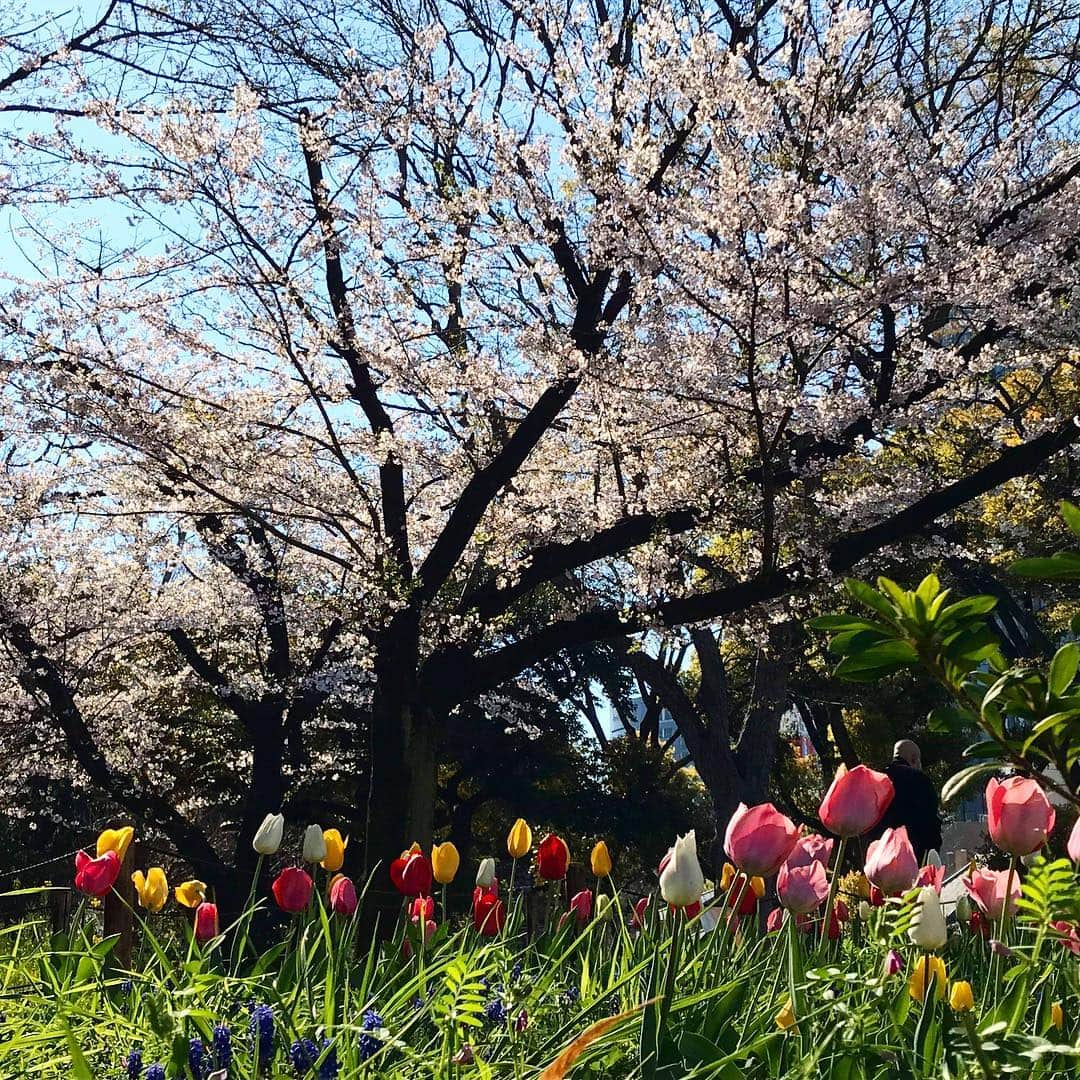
[74, 849, 121, 898]
[777, 859, 829, 914]
[559, 889, 593, 930]
[819, 765, 894, 838]
[194, 902, 219, 942]
[864, 827, 919, 897]
[784, 833, 834, 870]
[766, 907, 784, 933]
[329, 874, 358, 916]
[1067, 817, 1080, 864]
[963, 867, 1020, 921]
[723, 802, 798, 877]
[1051, 921, 1080, 956]
[411, 914, 437, 941]
[916, 863, 944, 893]
[985, 776, 1055, 856]
[631, 896, 650, 929]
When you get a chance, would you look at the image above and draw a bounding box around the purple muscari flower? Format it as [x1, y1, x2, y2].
[125, 1049, 142, 1080]
[317, 1039, 339, 1080]
[249, 1003, 275, 1066]
[119, 979, 133, 996]
[358, 1009, 383, 1062]
[188, 1038, 207, 1079]
[289, 1037, 319, 1075]
[145, 1066, 166, 1080]
[212, 1024, 232, 1068]
[511, 960, 523, 983]
[483, 998, 507, 1025]
[884, 949, 904, 976]
[990, 939, 1017, 959]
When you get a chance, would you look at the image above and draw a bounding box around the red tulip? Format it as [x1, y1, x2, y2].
[272, 866, 314, 913]
[916, 863, 944, 893]
[724, 871, 763, 915]
[819, 765, 894, 838]
[864, 826, 919, 897]
[986, 776, 1055, 856]
[969, 910, 991, 938]
[963, 867, 1020, 921]
[391, 850, 433, 897]
[74, 849, 121, 898]
[536, 834, 570, 880]
[777, 859, 829, 914]
[329, 874, 358, 916]
[723, 802, 798, 877]
[410, 895, 435, 920]
[869, 885, 884, 907]
[411, 914, 437, 942]
[784, 833, 834, 870]
[473, 891, 505, 935]
[667, 899, 702, 919]
[631, 896, 650, 929]
[194, 901, 219, 942]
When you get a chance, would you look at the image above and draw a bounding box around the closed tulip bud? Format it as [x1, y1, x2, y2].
[884, 949, 904, 976]
[473, 892, 505, 936]
[949, 981, 975, 1013]
[252, 813, 284, 856]
[858, 900, 872, 922]
[390, 849, 433, 897]
[319, 828, 346, 872]
[963, 868, 1020, 921]
[74, 850, 121, 898]
[777, 859, 829, 914]
[925, 849, 942, 867]
[536, 834, 570, 880]
[631, 896, 650, 929]
[431, 842, 460, 885]
[1051, 1001, 1064, 1030]
[507, 818, 532, 859]
[476, 857, 496, 888]
[986, 776, 1055, 856]
[329, 874, 358, 916]
[302, 824, 327, 863]
[175, 879, 207, 908]
[132, 868, 169, 913]
[775, 1000, 797, 1031]
[1069, 818, 1080, 864]
[819, 765, 894, 838]
[590, 841, 613, 878]
[908, 887, 947, 951]
[97, 826, 135, 861]
[194, 902, 219, 943]
[955, 893, 972, 923]
[595, 894, 615, 921]
[724, 802, 798, 877]
[659, 831, 705, 909]
[272, 867, 314, 913]
[908, 955, 947, 1002]
[865, 827, 919, 897]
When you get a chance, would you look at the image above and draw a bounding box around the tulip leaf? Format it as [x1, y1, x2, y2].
[60, 1020, 94, 1080]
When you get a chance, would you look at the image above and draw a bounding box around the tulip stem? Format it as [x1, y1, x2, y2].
[1000, 856, 1017, 944]
[819, 836, 847, 951]
[961, 1012, 995, 1079]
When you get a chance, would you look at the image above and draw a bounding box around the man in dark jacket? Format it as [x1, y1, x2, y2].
[869, 740, 943, 863]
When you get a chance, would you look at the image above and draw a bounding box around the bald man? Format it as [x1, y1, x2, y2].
[867, 740, 943, 862]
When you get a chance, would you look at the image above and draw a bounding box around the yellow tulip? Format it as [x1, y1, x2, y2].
[175, 879, 207, 908]
[97, 826, 134, 861]
[432, 841, 460, 885]
[775, 1000, 797, 1031]
[132, 868, 169, 913]
[908, 955, 947, 1003]
[949, 981, 975, 1013]
[1051, 1001, 1064, 1030]
[507, 818, 532, 859]
[750, 876, 765, 898]
[321, 829, 347, 872]
[590, 841, 613, 878]
[720, 862, 736, 891]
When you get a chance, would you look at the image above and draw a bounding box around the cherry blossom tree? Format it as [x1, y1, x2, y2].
[2, 0, 1079, 902]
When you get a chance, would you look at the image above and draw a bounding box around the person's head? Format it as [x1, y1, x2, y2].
[894, 740, 922, 770]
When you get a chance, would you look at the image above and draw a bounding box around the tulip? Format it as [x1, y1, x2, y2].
[724, 802, 798, 877]
[925, 849, 942, 868]
[175, 879, 207, 908]
[869, 885, 884, 907]
[473, 892, 505, 936]
[766, 907, 784, 933]
[907, 887, 947, 951]
[431, 842, 460, 885]
[916, 863, 944, 893]
[132, 868, 168, 913]
[97, 826, 135, 862]
[658, 831, 705, 908]
[962, 867, 1020, 921]
[949, 980, 974, 1013]
[884, 949, 904, 976]
[569, 889, 593, 923]
[390, 849, 433, 897]
[1068, 817, 1080, 864]
[411, 914, 437, 942]
[74, 850, 121, 898]
[536, 834, 570, 880]
[955, 894, 972, 923]
[985, 776, 1055, 856]
[785, 833, 834, 870]
[775, 1000, 797, 1032]
[989, 938, 1016, 959]
[777, 858, 829, 914]
[864, 827, 919, 897]
[908, 955, 947, 1002]
[411, 895, 435, 920]
[272, 867, 314, 913]
[194, 902, 219, 942]
[507, 818, 532, 860]
[329, 874, 358, 916]
[724, 870, 765, 914]
[475, 857, 496, 889]
[819, 765, 894, 838]
[631, 896, 650, 929]
[858, 901, 872, 921]
[1052, 1002, 1064, 1030]
[1051, 920, 1080, 956]
[252, 812, 284, 856]
[591, 841, 613, 878]
[320, 829, 346, 872]
[969, 911, 991, 939]
[302, 824, 327, 863]
[594, 894, 615, 921]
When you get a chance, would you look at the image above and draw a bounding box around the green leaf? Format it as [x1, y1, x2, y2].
[807, 614, 890, 633]
[942, 762, 1001, 803]
[834, 640, 919, 675]
[1060, 500, 1080, 537]
[60, 1021, 94, 1080]
[1048, 643, 1079, 697]
[844, 579, 898, 620]
[1010, 553, 1080, 580]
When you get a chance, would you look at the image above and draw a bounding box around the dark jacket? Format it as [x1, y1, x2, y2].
[869, 760, 943, 862]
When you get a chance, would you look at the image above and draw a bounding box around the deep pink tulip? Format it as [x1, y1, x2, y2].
[864, 827, 919, 897]
[986, 776, 1055, 856]
[411, 914, 437, 942]
[329, 874, 358, 916]
[884, 949, 904, 976]
[194, 902, 219, 942]
[784, 833, 834, 870]
[777, 858, 828, 914]
[631, 896, 650, 929]
[766, 906, 784, 933]
[74, 849, 121, 898]
[272, 866, 314, 913]
[1051, 920, 1080, 956]
[1067, 816, 1080, 864]
[819, 765, 894, 838]
[723, 802, 798, 877]
[569, 888, 593, 923]
[963, 867, 1020, 921]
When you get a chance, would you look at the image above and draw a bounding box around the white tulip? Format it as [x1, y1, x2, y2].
[252, 812, 284, 856]
[475, 857, 496, 888]
[924, 849, 942, 868]
[858, 900, 872, 922]
[659, 831, 704, 908]
[302, 823, 327, 863]
[907, 886, 947, 951]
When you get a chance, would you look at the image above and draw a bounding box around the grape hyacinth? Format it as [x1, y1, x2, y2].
[124, 1049, 142, 1080]
[483, 998, 507, 1025]
[188, 1037, 207, 1079]
[145, 1066, 166, 1080]
[212, 1024, 232, 1069]
[317, 1038, 339, 1080]
[249, 1002, 275, 1066]
[358, 1009, 383, 1062]
[289, 1037, 319, 1075]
